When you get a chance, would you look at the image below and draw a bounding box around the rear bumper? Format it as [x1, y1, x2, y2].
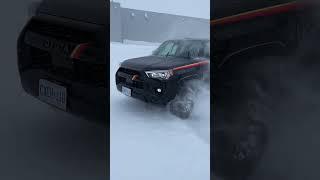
[115, 69, 178, 105]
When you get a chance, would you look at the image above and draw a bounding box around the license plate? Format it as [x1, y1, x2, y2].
[122, 86, 132, 97]
[38, 79, 67, 110]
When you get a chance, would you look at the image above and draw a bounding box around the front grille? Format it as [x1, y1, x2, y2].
[133, 80, 144, 89]
[117, 68, 144, 89]
[118, 68, 140, 75]
[75, 62, 106, 86]
[19, 18, 106, 87]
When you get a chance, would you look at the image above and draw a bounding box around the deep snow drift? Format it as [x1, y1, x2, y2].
[110, 42, 210, 180]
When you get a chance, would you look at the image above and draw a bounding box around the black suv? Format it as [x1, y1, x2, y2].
[17, 0, 108, 124]
[116, 39, 210, 118]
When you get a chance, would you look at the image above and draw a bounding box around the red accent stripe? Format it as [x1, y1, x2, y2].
[211, 1, 304, 26]
[173, 61, 209, 71]
[70, 43, 90, 59]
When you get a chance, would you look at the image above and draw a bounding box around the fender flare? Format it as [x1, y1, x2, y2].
[218, 41, 286, 69]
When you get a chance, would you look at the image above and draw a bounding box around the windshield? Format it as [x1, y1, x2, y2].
[153, 40, 210, 59]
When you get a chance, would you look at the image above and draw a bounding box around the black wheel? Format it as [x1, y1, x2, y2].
[214, 75, 272, 179]
[214, 113, 268, 179]
[169, 81, 199, 119]
[169, 98, 194, 119]
[227, 118, 268, 178]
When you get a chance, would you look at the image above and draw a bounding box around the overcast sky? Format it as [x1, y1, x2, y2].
[110, 0, 210, 19]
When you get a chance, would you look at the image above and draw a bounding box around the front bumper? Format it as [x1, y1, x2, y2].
[17, 16, 107, 125]
[19, 69, 107, 125]
[115, 68, 178, 105]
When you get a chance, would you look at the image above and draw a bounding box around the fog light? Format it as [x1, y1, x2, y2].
[156, 88, 162, 93]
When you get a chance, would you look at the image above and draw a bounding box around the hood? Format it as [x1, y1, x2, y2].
[121, 56, 195, 71]
[38, 0, 108, 25]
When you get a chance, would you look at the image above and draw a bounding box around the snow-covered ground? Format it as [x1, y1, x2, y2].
[110, 42, 210, 180]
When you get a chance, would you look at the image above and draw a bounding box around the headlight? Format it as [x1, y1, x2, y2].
[145, 70, 173, 80]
